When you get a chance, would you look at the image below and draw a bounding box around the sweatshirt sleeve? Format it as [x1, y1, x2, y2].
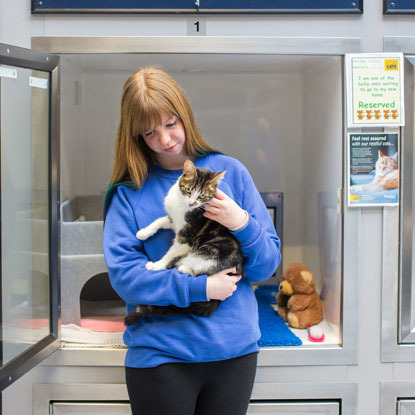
[230, 163, 282, 282]
[103, 187, 208, 307]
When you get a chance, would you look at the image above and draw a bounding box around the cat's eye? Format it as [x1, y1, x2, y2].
[180, 185, 190, 194]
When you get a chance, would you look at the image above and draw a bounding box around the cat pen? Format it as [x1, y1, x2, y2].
[21, 36, 360, 368]
[6, 32, 415, 415]
[0, 36, 365, 414]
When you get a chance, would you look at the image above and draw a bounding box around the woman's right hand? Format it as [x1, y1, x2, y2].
[206, 267, 241, 301]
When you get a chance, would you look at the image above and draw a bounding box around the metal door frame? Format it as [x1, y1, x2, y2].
[33, 381, 357, 415]
[0, 43, 60, 392]
[382, 36, 415, 361]
[33, 35, 361, 367]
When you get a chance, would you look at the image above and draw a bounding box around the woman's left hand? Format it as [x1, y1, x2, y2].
[203, 189, 247, 230]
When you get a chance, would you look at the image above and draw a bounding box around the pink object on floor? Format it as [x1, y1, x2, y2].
[7, 316, 125, 333]
[80, 317, 125, 332]
[7, 318, 51, 330]
[307, 325, 325, 342]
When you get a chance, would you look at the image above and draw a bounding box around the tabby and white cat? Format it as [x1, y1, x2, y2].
[124, 160, 244, 326]
[353, 150, 399, 192]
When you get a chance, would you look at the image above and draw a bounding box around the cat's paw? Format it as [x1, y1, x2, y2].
[145, 262, 156, 270]
[136, 228, 153, 240]
[178, 265, 194, 275]
[145, 261, 165, 271]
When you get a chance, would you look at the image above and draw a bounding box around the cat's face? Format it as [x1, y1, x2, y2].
[179, 160, 226, 208]
[376, 151, 398, 176]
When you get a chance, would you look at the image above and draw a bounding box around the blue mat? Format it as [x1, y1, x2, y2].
[255, 285, 302, 347]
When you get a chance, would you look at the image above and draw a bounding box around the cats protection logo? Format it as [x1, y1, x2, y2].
[385, 59, 399, 71]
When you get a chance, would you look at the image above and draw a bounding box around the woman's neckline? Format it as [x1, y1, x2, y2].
[151, 155, 209, 178]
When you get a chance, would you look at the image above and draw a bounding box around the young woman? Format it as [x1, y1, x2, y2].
[103, 66, 281, 415]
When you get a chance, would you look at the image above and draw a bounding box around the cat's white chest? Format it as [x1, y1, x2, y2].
[164, 182, 188, 232]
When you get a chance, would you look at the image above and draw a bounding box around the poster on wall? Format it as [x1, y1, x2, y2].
[348, 132, 399, 207]
[31, 0, 363, 14]
[346, 53, 404, 128]
[384, 0, 415, 14]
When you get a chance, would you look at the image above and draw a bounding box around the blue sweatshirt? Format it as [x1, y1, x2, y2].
[103, 153, 281, 368]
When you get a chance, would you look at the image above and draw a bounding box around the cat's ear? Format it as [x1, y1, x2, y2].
[379, 149, 385, 157]
[211, 170, 226, 186]
[183, 159, 197, 177]
[392, 152, 399, 161]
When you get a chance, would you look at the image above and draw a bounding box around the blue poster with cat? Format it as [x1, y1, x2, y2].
[348, 133, 399, 207]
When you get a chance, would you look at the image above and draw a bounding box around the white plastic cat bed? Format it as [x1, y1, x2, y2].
[60, 195, 126, 347]
[60, 195, 108, 325]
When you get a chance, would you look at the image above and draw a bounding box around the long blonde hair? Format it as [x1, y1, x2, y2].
[110, 66, 217, 189]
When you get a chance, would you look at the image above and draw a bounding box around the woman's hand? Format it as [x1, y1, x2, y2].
[203, 189, 247, 230]
[206, 267, 242, 301]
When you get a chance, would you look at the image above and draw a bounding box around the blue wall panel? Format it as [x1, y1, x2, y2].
[384, 0, 415, 14]
[32, 0, 363, 13]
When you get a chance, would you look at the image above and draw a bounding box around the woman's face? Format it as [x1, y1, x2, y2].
[142, 113, 187, 169]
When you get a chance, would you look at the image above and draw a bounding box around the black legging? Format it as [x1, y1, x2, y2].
[125, 352, 258, 415]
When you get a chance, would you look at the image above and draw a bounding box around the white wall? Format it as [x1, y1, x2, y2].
[0, 0, 415, 52]
[59, 57, 328, 270]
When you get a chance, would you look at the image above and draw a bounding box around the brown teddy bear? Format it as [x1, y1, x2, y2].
[276, 262, 323, 329]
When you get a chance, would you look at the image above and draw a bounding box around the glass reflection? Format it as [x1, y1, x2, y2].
[1, 65, 50, 365]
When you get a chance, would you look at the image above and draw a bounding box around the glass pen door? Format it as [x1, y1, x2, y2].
[399, 56, 415, 345]
[0, 43, 60, 392]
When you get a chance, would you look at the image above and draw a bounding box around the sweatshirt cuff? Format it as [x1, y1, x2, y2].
[231, 215, 261, 247]
[188, 275, 209, 302]
[229, 210, 249, 232]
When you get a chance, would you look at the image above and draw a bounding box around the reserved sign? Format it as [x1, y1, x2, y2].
[346, 53, 404, 127]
